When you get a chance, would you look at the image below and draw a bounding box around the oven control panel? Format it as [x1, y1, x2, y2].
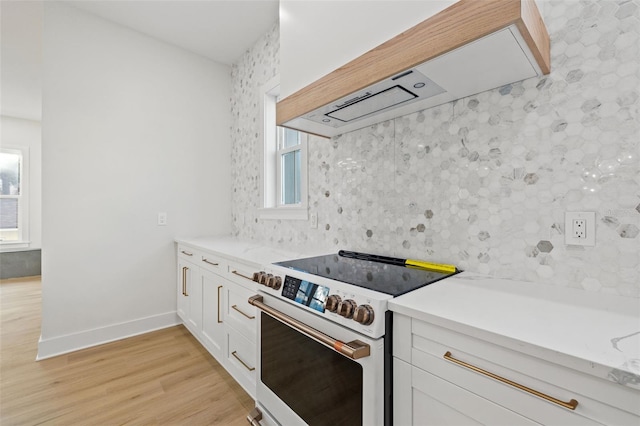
[281, 275, 330, 314]
[254, 267, 391, 338]
[252, 272, 376, 324]
[278, 275, 377, 326]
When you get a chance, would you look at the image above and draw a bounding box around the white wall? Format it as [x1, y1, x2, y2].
[0, 116, 42, 250]
[39, 3, 232, 358]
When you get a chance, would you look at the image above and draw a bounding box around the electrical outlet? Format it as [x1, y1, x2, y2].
[310, 213, 318, 229]
[573, 219, 586, 239]
[565, 212, 595, 246]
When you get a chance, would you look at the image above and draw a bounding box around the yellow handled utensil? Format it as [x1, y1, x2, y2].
[405, 259, 457, 274]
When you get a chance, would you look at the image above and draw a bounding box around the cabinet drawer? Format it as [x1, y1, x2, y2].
[408, 318, 638, 425]
[226, 329, 256, 398]
[227, 260, 259, 291]
[198, 251, 226, 274]
[225, 283, 257, 341]
[177, 244, 199, 261]
[394, 357, 539, 426]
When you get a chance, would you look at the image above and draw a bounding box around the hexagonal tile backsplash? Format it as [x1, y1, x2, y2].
[230, 0, 639, 297]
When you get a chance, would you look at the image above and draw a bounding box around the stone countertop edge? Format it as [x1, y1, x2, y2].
[388, 271, 640, 388]
[175, 235, 327, 268]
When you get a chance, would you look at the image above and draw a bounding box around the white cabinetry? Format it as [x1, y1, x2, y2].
[223, 259, 259, 395]
[177, 249, 200, 330]
[175, 243, 260, 399]
[392, 313, 639, 425]
[394, 357, 537, 426]
[201, 269, 224, 361]
[176, 258, 190, 321]
[177, 246, 224, 344]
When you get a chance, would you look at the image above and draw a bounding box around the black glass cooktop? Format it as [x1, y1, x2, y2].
[275, 253, 457, 297]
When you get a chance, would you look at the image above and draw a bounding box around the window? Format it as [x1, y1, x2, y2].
[0, 147, 29, 246]
[278, 127, 304, 205]
[259, 76, 308, 220]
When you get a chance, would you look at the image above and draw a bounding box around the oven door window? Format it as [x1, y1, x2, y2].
[261, 312, 363, 425]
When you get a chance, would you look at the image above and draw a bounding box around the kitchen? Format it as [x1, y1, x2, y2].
[1, 0, 638, 425]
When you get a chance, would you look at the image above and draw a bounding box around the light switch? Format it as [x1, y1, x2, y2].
[158, 212, 167, 226]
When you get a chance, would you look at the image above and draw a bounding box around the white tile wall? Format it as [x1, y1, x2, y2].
[230, 0, 640, 297]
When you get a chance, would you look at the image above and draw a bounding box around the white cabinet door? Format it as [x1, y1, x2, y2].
[225, 327, 257, 399]
[201, 269, 225, 362]
[222, 268, 257, 398]
[187, 266, 202, 332]
[177, 257, 202, 334]
[224, 282, 257, 342]
[393, 358, 539, 426]
[177, 258, 196, 323]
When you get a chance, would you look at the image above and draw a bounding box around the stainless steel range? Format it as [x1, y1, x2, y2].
[246, 251, 457, 426]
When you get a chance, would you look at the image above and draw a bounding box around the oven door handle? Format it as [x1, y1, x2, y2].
[248, 295, 371, 360]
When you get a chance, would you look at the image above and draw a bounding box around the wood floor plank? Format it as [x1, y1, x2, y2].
[0, 277, 255, 425]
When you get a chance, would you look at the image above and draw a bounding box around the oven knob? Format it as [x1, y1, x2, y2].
[266, 274, 280, 289]
[252, 271, 262, 282]
[337, 299, 357, 319]
[325, 295, 342, 312]
[261, 273, 273, 286]
[272, 276, 282, 290]
[353, 305, 375, 325]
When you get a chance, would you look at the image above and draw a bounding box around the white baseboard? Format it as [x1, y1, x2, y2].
[36, 311, 181, 360]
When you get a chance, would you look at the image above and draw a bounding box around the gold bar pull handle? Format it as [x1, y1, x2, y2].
[232, 304, 255, 319]
[202, 258, 219, 266]
[231, 350, 255, 371]
[231, 270, 254, 282]
[248, 295, 370, 360]
[443, 351, 579, 410]
[181, 266, 188, 296]
[183, 267, 189, 297]
[180, 250, 193, 256]
[246, 408, 263, 426]
[217, 285, 223, 323]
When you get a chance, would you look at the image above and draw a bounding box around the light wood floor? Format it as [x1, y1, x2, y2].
[0, 276, 254, 425]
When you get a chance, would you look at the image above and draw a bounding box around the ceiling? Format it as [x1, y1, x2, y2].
[0, 0, 279, 121]
[66, 1, 279, 64]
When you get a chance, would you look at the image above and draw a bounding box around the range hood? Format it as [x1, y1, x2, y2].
[277, 0, 550, 138]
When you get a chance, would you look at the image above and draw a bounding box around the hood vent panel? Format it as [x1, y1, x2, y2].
[327, 86, 417, 123]
[305, 69, 445, 128]
[277, 0, 550, 138]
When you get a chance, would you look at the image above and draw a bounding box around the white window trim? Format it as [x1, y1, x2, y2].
[0, 146, 30, 249]
[258, 75, 308, 221]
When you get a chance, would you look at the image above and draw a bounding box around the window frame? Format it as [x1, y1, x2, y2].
[258, 76, 308, 220]
[276, 127, 306, 207]
[0, 146, 30, 249]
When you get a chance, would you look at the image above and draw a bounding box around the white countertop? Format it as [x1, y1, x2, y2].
[175, 235, 326, 267]
[389, 272, 640, 388]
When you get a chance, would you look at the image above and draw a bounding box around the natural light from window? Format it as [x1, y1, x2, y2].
[0, 148, 29, 245]
[259, 76, 308, 220]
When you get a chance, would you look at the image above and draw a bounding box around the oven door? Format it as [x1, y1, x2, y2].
[252, 291, 384, 426]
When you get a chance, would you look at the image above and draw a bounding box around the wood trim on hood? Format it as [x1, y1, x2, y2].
[276, 0, 550, 127]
